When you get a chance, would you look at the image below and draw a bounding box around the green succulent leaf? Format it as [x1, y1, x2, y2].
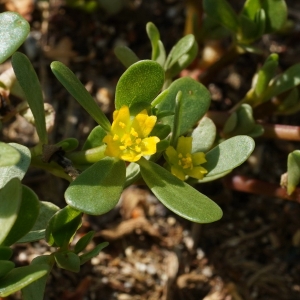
[203, 135, 255, 177]
[21, 255, 53, 300]
[156, 77, 210, 135]
[1, 185, 40, 246]
[74, 231, 95, 254]
[0, 12, 29, 64]
[139, 158, 223, 223]
[260, 63, 300, 105]
[241, 0, 261, 19]
[79, 242, 109, 265]
[50, 61, 111, 132]
[82, 126, 107, 150]
[115, 60, 164, 109]
[124, 162, 141, 188]
[0, 178, 22, 245]
[0, 260, 15, 279]
[65, 158, 126, 215]
[0, 264, 50, 297]
[0, 143, 31, 189]
[18, 201, 60, 243]
[261, 0, 287, 33]
[45, 205, 82, 247]
[12, 52, 48, 145]
[0, 142, 21, 167]
[0, 247, 13, 260]
[146, 22, 166, 66]
[287, 150, 300, 195]
[54, 251, 80, 273]
[203, 0, 239, 33]
[191, 117, 216, 153]
[255, 53, 279, 97]
[114, 46, 139, 68]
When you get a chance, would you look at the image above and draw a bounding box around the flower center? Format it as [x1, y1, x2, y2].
[115, 128, 142, 153]
[178, 153, 193, 169]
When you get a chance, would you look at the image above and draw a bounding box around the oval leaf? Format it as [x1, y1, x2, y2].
[191, 117, 216, 153]
[54, 251, 80, 273]
[1, 185, 40, 246]
[204, 136, 255, 177]
[0, 142, 20, 167]
[287, 150, 300, 195]
[0, 143, 31, 189]
[74, 231, 95, 254]
[0, 247, 13, 260]
[0, 264, 50, 297]
[45, 205, 82, 247]
[115, 60, 164, 109]
[12, 52, 48, 144]
[81, 125, 107, 151]
[114, 46, 139, 68]
[262, 0, 287, 33]
[65, 158, 126, 215]
[139, 159, 223, 223]
[0, 178, 22, 245]
[18, 201, 59, 243]
[79, 242, 109, 265]
[0, 12, 29, 64]
[157, 77, 211, 135]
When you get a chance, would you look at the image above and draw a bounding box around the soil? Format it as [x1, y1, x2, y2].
[1, 0, 300, 299]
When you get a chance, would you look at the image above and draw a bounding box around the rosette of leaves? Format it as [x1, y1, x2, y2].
[50, 58, 255, 223]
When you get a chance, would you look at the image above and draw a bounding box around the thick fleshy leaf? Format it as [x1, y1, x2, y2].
[0, 12, 29, 64]
[45, 205, 82, 247]
[65, 158, 126, 215]
[124, 162, 141, 188]
[204, 136, 255, 177]
[262, 0, 287, 33]
[18, 201, 59, 243]
[21, 255, 53, 300]
[287, 150, 300, 195]
[50, 61, 111, 132]
[1, 185, 40, 246]
[0, 178, 22, 245]
[146, 22, 166, 66]
[0, 260, 15, 278]
[0, 247, 13, 260]
[54, 251, 80, 273]
[261, 64, 300, 104]
[0, 264, 50, 297]
[114, 46, 139, 68]
[115, 60, 164, 109]
[191, 117, 216, 153]
[74, 231, 95, 254]
[0, 143, 31, 189]
[241, 0, 261, 19]
[156, 77, 210, 135]
[0, 142, 20, 167]
[82, 126, 107, 151]
[255, 53, 279, 97]
[12, 52, 48, 144]
[165, 35, 198, 78]
[139, 159, 222, 223]
[79, 242, 109, 265]
[203, 0, 239, 33]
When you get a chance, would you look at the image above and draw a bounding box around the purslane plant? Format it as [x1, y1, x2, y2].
[0, 11, 256, 299]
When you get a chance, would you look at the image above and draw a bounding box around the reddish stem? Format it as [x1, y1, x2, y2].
[223, 174, 300, 204]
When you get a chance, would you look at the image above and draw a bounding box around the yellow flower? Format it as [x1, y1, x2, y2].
[165, 136, 207, 181]
[103, 106, 160, 162]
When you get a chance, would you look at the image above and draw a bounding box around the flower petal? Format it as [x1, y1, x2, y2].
[192, 152, 207, 165]
[165, 146, 178, 164]
[185, 166, 207, 179]
[141, 136, 160, 155]
[177, 136, 192, 155]
[103, 135, 122, 158]
[111, 106, 130, 134]
[171, 166, 186, 181]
